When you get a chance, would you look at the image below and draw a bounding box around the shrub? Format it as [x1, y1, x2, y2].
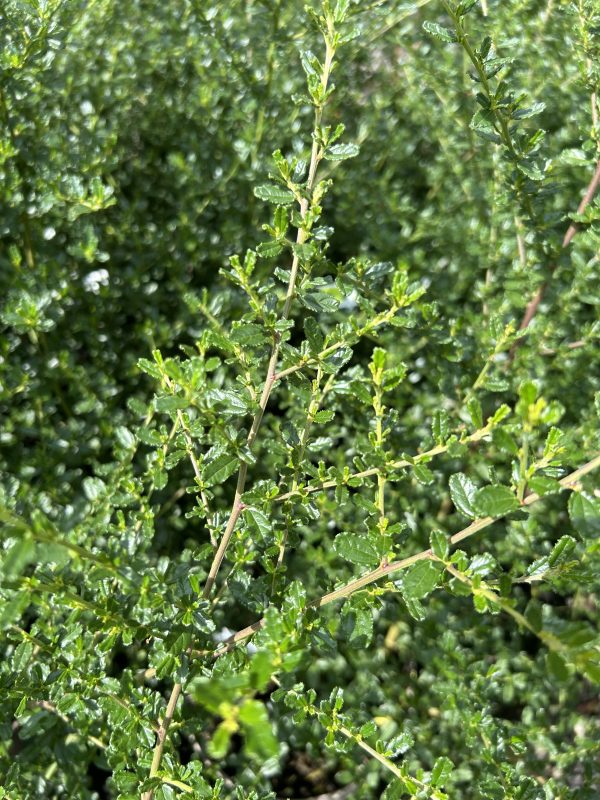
[1, 1, 599, 799]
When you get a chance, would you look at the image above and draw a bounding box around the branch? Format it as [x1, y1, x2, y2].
[141, 683, 183, 800]
[202, 40, 335, 601]
[511, 159, 600, 355]
[337, 724, 444, 799]
[274, 304, 400, 383]
[143, 23, 339, 799]
[216, 453, 600, 655]
[275, 422, 494, 503]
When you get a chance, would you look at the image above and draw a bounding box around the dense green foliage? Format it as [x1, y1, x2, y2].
[1, 0, 600, 798]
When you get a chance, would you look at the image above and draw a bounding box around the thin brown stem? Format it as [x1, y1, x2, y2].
[512, 3, 600, 349]
[144, 33, 338, 798]
[562, 158, 600, 248]
[35, 700, 106, 751]
[141, 682, 182, 800]
[512, 158, 600, 353]
[539, 339, 586, 356]
[202, 43, 334, 601]
[443, 1, 517, 158]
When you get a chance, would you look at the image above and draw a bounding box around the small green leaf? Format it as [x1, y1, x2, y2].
[467, 396, 483, 429]
[568, 491, 600, 539]
[485, 376, 510, 392]
[479, 35, 492, 58]
[432, 409, 450, 444]
[340, 597, 373, 646]
[304, 317, 324, 353]
[401, 594, 426, 621]
[208, 720, 234, 759]
[244, 507, 271, 539]
[512, 101, 546, 119]
[490, 404, 511, 424]
[257, 239, 285, 258]
[423, 20, 457, 43]
[401, 560, 442, 600]
[253, 184, 295, 205]
[474, 485, 520, 517]
[548, 535, 577, 567]
[12, 640, 34, 672]
[324, 143, 360, 161]
[468, 552, 496, 575]
[413, 464, 435, 485]
[239, 700, 278, 760]
[516, 159, 545, 181]
[321, 346, 353, 374]
[449, 473, 478, 519]
[386, 730, 414, 757]
[207, 388, 249, 416]
[383, 364, 407, 391]
[525, 600, 542, 631]
[431, 756, 454, 787]
[115, 425, 136, 449]
[430, 530, 449, 561]
[137, 357, 163, 380]
[300, 291, 340, 313]
[528, 476, 561, 496]
[0, 592, 30, 628]
[230, 323, 266, 346]
[334, 0, 350, 23]
[546, 651, 569, 682]
[470, 109, 501, 143]
[359, 720, 377, 739]
[518, 380, 538, 405]
[456, 0, 478, 14]
[202, 447, 238, 488]
[492, 428, 519, 455]
[543, 426, 564, 458]
[83, 477, 106, 501]
[371, 347, 386, 373]
[334, 532, 380, 567]
[2, 537, 35, 578]
[282, 580, 306, 617]
[154, 395, 188, 413]
[300, 49, 320, 78]
[137, 427, 162, 446]
[473, 593, 496, 614]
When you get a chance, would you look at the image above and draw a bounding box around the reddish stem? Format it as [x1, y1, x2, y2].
[510, 159, 600, 358]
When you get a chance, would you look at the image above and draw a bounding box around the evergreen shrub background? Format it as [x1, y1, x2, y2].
[1, 1, 599, 798]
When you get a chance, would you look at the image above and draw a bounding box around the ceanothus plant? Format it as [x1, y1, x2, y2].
[1, 1, 599, 799]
